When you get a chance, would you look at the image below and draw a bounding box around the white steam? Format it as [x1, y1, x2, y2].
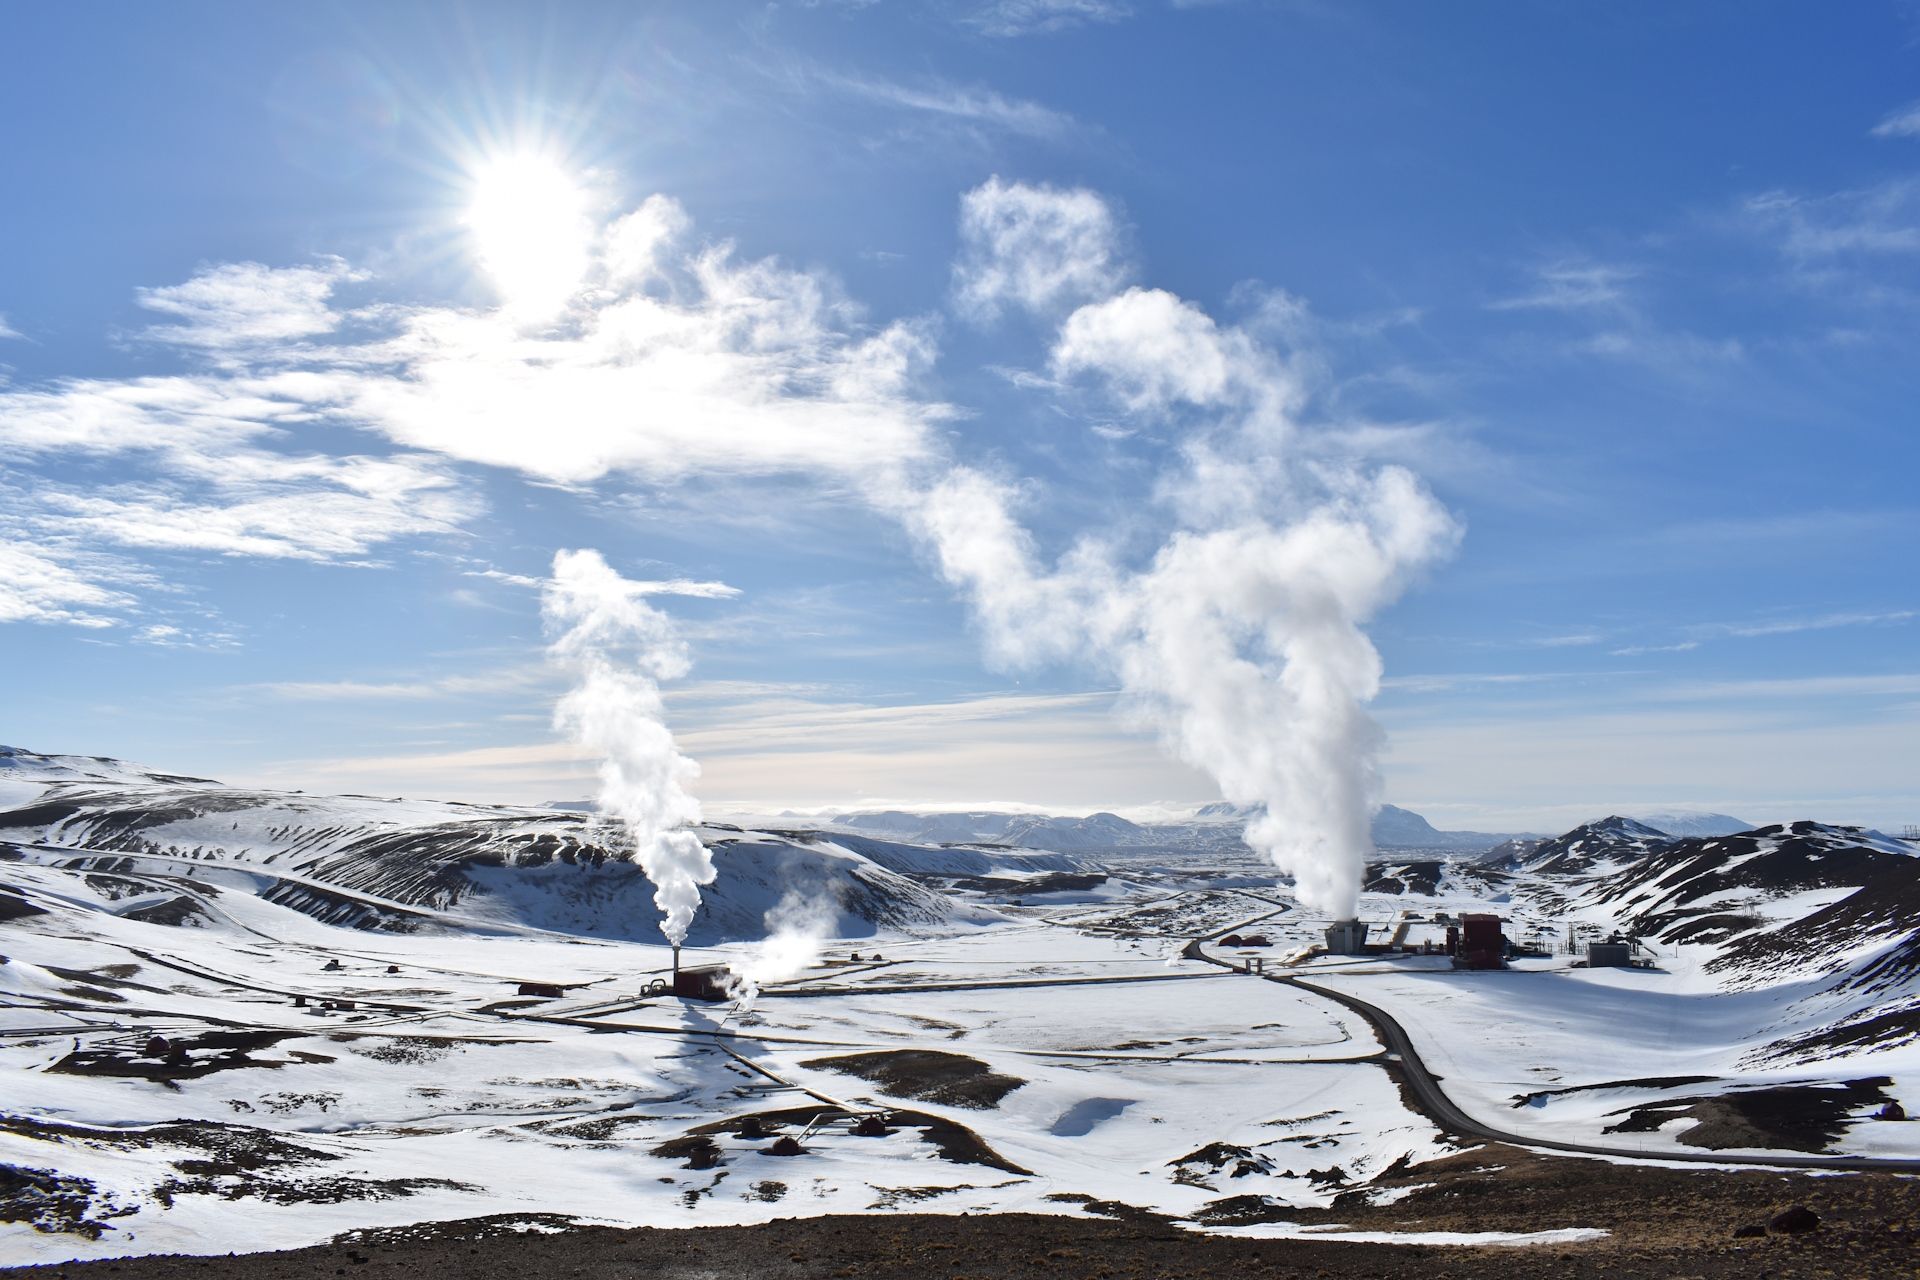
[909, 182, 1462, 919]
[541, 548, 736, 945]
[726, 888, 843, 1008]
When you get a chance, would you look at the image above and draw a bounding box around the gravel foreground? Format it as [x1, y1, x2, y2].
[5, 1146, 1918, 1280]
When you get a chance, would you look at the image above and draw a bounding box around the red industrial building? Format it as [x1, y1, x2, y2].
[1455, 913, 1506, 969]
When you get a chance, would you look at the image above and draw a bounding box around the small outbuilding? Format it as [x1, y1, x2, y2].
[1587, 941, 1632, 968]
[674, 965, 734, 1002]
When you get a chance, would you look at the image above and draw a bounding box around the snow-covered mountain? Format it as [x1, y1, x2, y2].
[1523, 815, 1675, 876]
[826, 809, 1149, 850]
[1486, 820, 1920, 1069]
[0, 749, 1005, 945]
[1631, 810, 1752, 838]
[1368, 804, 1526, 851]
[828, 801, 1534, 854]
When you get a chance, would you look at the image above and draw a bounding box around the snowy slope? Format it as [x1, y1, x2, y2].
[1524, 816, 1674, 876]
[0, 757, 1001, 945]
[4, 747, 1918, 1265]
[1576, 821, 1920, 1065]
[1632, 811, 1752, 838]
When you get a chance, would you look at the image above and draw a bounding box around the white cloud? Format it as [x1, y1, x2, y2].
[137, 260, 354, 352]
[966, 0, 1131, 37]
[1, 200, 956, 626]
[1747, 183, 1920, 258]
[1052, 287, 1270, 411]
[1718, 609, 1914, 638]
[1489, 261, 1639, 311]
[1870, 102, 1920, 139]
[954, 176, 1128, 321]
[0, 314, 22, 340]
[10, 205, 949, 489]
[1, 355, 477, 623]
[0, 543, 137, 628]
[831, 75, 1077, 139]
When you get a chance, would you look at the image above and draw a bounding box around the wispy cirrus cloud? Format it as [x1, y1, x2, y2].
[1488, 260, 1640, 312]
[1716, 608, 1915, 638]
[258, 665, 557, 702]
[824, 71, 1079, 139]
[964, 0, 1132, 38]
[1604, 609, 1913, 656]
[1870, 102, 1920, 139]
[1746, 181, 1920, 260]
[1488, 256, 1743, 377]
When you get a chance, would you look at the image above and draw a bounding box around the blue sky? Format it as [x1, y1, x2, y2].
[2, 1, 1917, 833]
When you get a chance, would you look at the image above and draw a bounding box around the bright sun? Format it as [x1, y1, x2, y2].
[465, 153, 591, 320]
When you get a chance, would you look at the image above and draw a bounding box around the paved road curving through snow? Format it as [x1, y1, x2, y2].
[1182, 928, 1920, 1174]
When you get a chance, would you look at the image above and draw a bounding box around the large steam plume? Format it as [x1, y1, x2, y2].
[917, 185, 1462, 918]
[541, 549, 736, 945]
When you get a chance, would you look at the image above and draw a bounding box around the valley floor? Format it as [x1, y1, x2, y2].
[5, 768, 1918, 1266]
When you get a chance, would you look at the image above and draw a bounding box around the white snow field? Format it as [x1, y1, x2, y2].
[2, 746, 1917, 1263]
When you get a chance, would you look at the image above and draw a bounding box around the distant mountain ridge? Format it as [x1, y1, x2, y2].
[0, 750, 1021, 944]
[1632, 810, 1752, 837]
[824, 802, 1538, 853]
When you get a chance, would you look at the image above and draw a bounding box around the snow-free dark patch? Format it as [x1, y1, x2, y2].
[1760, 1004, 1920, 1062]
[348, 1036, 458, 1065]
[799, 1050, 1026, 1109]
[0, 888, 47, 921]
[687, 1104, 1031, 1176]
[153, 1173, 475, 1208]
[541, 1114, 652, 1142]
[1601, 1078, 1894, 1151]
[1168, 1143, 1273, 1187]
[1510, 1075, 1719, 1108]
[44, 1030, 302, 1081]
[867, 1184, 992, 1209]
[328, 1213, 591, 1249]
[2, 1113, 344, 1212]
[1362, 861, 1442, 896]
[121, 895, 211, 927]
[0, 1163, 135, 1239]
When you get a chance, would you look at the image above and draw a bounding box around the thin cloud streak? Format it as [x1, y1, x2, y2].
[825, 72, 1079, 139]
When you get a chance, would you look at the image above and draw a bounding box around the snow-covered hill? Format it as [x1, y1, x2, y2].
[0, 750, 1003, 945]
[1523, 815, 1675, 876]
[825, 809, 1151, 850]
[1631, 810, 1752, 838]
[1575, 821, 1920, 1065]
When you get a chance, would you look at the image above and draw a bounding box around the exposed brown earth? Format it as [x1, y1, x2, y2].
[5, 1144, 1918, 1280]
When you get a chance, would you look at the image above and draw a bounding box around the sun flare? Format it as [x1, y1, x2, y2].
[464, 152, 591, 320]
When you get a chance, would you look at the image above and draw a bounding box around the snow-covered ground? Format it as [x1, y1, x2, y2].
[3, 748, 1917, 1263]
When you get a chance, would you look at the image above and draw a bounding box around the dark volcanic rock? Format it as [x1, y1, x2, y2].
[1770, 1204, 1821, 1233]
